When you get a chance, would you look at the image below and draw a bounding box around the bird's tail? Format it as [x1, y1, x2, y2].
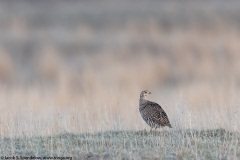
[168, 124, 173, 128]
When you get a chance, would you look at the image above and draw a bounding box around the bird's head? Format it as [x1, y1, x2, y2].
[140, 90, 151, 99]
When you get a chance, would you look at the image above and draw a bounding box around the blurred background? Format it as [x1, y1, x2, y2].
[1, 0, 240, 136]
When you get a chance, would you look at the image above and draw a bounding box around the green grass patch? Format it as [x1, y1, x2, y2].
[0, 129, 239, 159]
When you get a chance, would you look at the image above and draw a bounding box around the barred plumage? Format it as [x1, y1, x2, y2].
[139, 90, 172, 131]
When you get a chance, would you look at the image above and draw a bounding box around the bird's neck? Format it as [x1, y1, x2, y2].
[139, 96, 147, 105]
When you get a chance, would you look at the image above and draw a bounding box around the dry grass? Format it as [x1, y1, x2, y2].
[0, 0, 240, 158]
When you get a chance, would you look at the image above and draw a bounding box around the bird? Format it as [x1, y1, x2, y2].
[139, 90, 172, 131]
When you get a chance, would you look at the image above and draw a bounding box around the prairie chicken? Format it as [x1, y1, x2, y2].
[139, 90, 172, 131]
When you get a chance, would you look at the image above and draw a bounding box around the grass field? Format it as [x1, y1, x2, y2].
[1, 129, 239, 159]
[1, 0, 240, 159]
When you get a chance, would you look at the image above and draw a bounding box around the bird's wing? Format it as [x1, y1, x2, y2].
[146, 101, 172, 127]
